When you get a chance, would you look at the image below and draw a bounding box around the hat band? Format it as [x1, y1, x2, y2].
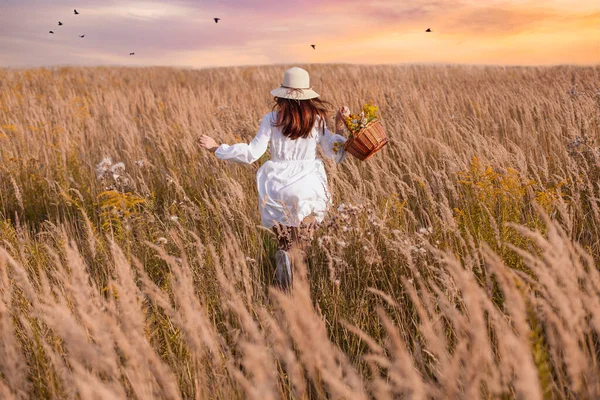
[280, 85, 312, 90]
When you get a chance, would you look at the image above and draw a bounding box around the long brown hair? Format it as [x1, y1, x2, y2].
[272, 97, 331, 140]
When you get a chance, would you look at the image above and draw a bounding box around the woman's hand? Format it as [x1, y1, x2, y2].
[335, 107, 349, 135]
[199, 135, 220, 152]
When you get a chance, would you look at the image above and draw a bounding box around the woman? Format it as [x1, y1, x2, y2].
[199, 67, 347, 290]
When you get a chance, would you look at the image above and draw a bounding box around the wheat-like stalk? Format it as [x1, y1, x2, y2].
[0, 64, 599, 399]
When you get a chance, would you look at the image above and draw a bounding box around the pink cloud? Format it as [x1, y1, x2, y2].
[0, 0, 598, 67]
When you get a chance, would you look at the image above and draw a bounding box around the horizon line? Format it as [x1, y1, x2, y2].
[2, 61, 600, 71]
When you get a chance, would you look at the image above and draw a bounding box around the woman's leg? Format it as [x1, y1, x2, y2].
[272, 223, 293, 289]
[292, 214, 318, 252]
[272, 223, 293, 251]
[272, 215, 317, 251]
[271, 216, 318, 289]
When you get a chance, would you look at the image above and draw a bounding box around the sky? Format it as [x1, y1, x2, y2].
[0, 0, 599, 68]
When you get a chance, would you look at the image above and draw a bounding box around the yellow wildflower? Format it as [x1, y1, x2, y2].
[333, 142, 340, 154]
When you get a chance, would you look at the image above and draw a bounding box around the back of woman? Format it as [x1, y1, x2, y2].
[269, 112, 343, 162]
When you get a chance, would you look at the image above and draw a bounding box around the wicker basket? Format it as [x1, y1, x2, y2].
[344, 119, 388, 161]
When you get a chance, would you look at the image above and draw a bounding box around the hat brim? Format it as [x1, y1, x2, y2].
[270, 87, 320, 100]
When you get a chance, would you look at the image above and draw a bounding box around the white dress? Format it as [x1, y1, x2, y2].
[215, 111, 347, 228]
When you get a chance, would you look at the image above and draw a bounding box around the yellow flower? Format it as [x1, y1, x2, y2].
[362, 102, 379, 122]
[1, 124, 17, 133]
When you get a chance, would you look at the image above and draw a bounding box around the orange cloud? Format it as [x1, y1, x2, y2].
[308, 1, 600, 65]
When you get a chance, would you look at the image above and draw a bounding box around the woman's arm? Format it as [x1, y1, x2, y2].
[199, 114, 272, 164]
[319, 110, 348, 164]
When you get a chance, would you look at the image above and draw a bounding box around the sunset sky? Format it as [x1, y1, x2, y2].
[1, 0, 598, 68]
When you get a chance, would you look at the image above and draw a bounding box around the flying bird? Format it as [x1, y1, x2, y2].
[49, 30, 54, 34]
[214, 18, 220, 23]
[58, 21, 63, 26]
[130, 53, 135, 56]
[79, 34, 85, 38]
[311, 44, 316, 49]
[74, 9, 79, 15]
[425, 28, 431, 32]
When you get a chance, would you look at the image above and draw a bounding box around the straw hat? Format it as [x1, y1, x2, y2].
[270, 67, 320, 100]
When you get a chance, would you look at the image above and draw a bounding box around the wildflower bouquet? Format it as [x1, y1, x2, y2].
[340, 102, 388, 161]
[341, 102, 379, 138]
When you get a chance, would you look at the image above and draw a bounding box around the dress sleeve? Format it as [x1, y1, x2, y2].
[319, 120, 348, 164]
[214, 114, 272, 164]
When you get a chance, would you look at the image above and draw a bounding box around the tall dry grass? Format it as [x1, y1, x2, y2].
[0, 64, 600, 399]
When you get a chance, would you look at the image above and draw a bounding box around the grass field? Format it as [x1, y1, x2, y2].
[1, 64, 600, 399]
